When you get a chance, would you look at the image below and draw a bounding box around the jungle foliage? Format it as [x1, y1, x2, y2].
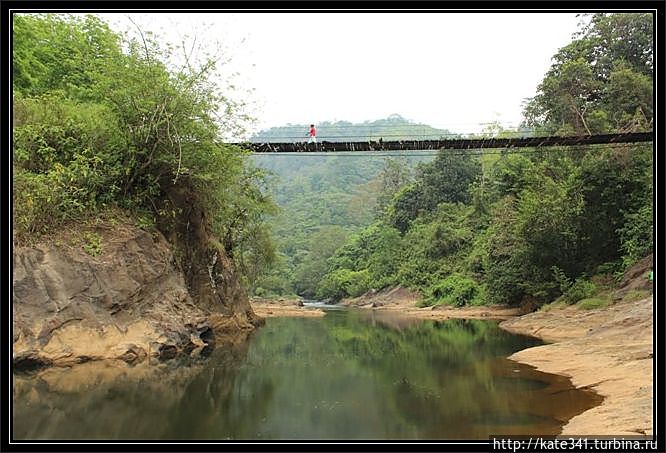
[315, 13, 653, 307]
[12, 14, 276, 286]
[251, 143, 434, 298]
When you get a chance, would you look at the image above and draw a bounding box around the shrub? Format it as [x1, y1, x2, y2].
[423, 274, 483, 307]
[13, 97, 125, 241]
[82, 231, 103, 256]
[13, 169, 64, 238]
[619, 202, 653, 269]
[621, 289, 651, 303]
[596, 261, 624, 278]
[316, 269, 372, 300]
[562, 278, 597, 304]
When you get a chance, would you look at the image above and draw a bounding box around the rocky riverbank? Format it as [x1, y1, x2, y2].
[12, 217, 263, 370]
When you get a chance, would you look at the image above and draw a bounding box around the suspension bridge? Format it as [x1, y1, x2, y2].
[240, 131, 652, 153]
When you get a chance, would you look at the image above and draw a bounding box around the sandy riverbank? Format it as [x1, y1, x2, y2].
[251, 289, 523, 321]
[501, 297, 653, 436]
[339, 286, 526, 320]
[250, 297, 325, 318]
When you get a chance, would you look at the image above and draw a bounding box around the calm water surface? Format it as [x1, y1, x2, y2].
[13, 308, 601, 440]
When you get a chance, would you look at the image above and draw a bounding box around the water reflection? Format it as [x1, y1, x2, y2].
[13, 310, 601, 440]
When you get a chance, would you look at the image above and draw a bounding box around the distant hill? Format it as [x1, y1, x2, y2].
[249, 114, 462, 143]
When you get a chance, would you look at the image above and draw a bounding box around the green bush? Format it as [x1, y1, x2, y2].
[596, 261, 624, 277]
[82, 231, 103, 256]
[619, 202, 653, 269]
[316, 268, 372, 300]
[562, 278, 597, 304]
[422, 274, 484, 307]
[135, 213, 156, 231]
[12, 14, 277, 286]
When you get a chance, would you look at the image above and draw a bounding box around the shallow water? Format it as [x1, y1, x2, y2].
[12, 309, 601, 440]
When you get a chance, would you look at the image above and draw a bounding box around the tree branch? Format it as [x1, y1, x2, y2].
[127, 16, 151, 61]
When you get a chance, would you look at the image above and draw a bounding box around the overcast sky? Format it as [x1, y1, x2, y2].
[96, 12, 584, 135]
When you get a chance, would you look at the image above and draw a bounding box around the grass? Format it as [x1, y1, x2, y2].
[416, 298, 436, 308]
[621, 289, 652, 303]
[577, 297, 612, 310]
[539, 298, 568, 312]
[541, 281, 651, 312]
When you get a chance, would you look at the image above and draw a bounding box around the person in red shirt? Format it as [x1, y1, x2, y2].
[308, 124, 317, 143]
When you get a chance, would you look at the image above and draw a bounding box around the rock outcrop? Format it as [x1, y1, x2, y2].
[613, 253, 653, 301]
[13, 219, 263, 370]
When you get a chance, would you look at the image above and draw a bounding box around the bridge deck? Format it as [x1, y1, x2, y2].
[240, 132, 652, 153]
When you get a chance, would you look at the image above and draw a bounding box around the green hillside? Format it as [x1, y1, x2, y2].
[250, 114, 461, 142]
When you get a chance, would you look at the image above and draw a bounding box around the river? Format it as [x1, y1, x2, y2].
[12, 307, 601, 440]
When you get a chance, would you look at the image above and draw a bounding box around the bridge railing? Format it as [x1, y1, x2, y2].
[234, 131, 653, 153]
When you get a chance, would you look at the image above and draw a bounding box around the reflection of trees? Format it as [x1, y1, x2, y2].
[164, 361, 276, 439]
[322, 312, 595, 438]
[239, 312, 594, 439]
[13, 313, 601, 440]
[12, 340, 257, 440]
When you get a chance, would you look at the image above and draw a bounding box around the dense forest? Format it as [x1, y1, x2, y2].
[248, 116, 458, 298]
[250, 150, 430, 297]
[253, 13, 653, 309]
[12, 14, 276, 284]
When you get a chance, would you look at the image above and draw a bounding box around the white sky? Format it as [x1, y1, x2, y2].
[96, 12, 584, 136]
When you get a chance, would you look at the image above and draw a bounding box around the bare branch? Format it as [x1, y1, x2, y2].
[171, 122, 184, 184]
[127, 16, 151, 61]
[180, 35, 197, 75]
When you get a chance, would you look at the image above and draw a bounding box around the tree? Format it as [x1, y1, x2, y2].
[387, 151, 481, 233]
[291, 226, 350, 297]
[524, 13, 653, 134]
[13, 14, 277, 288]
[13, 14, 122, 98]
[375, 157, 412, 214]
[577, 145, 653, 268]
